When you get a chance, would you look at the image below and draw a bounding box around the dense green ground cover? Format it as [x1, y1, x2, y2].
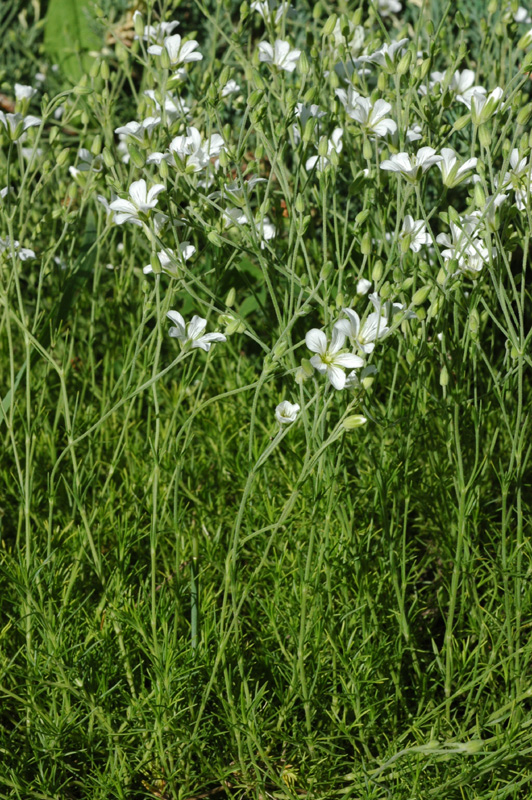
[1, 0, 532, 797]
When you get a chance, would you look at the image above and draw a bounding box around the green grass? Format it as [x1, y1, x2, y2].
[1, 0, 532, 797]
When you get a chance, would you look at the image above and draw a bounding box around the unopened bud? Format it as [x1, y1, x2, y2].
[102, 147, 114, 169]
[56, 147, 70, 167]
[412, 285, 431, 305]
[361, 231, 371, 255]
[371, 260, 383, 283]
[397, 49, 412, 77]
[440, 365, 449, 387]
[225, 288, 236, 307]
[322, 13, 337, 37]
[342, 415, 367, 430]
[469, 308, 480, 339]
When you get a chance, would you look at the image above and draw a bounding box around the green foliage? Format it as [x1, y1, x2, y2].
[1, 0, 532, 798]
[44, 0, 102, 83]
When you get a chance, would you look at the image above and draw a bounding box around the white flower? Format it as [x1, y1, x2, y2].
[147, 126, 224, 172]
[305, 327, 364, 390]
[275, 400, 300, 425]
[69, 148, 103, 178]
[114, 116, 161, 141]
[357, 277, 372, 295]
[148, 34, 203, 67]
[400, 215, 431, 252]
[500, 148, 532, 210]
[335, 308, 389, 355]
[513, 5, 532, 23]
[0, 237, 35, 260]
[306, 128, 343, 172]
[251, 0, 293, 24]
[14, 84, 37, 101]
[221, 79, 240, 97]
[331, 19, 365, 56]
[438, 148, 477, 187]
[344, 95, 396, 137]
[357, 38, 408, 70]
[167, 311, 227, 352]
[258, 39, 301, 72]
[459, 87, 503, 124]
[144, 90, 190, 123]
[424, 69, 486, 105]
[137, 18, 180, 44]
[293, 102, 326, 142]
[376, 0, 402, 15]
[143, 245, 196, 277]
[109, 179, 165, 225]
[0, 111, 41, 140]
[436, 221, 491, 276]
[380, 147, 442, 180]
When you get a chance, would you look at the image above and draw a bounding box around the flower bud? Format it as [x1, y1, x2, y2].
[225, 288, 236, 307]
[318, 135, 329, 157]
[320, 260, 333, 279]
[322, 13, 337, 36]
[517, 102, 532, 126]
[133, 10, 144, 37]
[478, 124, 491, 147]
[128, 144, 145, 169]
[397, 49, 412, 77]
[91, 134, 102, 156]
[301, 358, 314, 377]
[342, 415, 367, 430]
[452, 113, 471, 132]
[102, 147, 114, 169]
[248, 89, 263, 108]
[469, 308, 480, 339]
[412, 285, 431, 305]
[371, 260, 383, 282]
[363, 138, 373, 160]
[56, 147, 70, 167]
[298, 51, 310, 76]
[440, 365, 449, 387]
[474, 183, 486, 208]
[361, 232, 371, 255]
[208, 231, 223, 247]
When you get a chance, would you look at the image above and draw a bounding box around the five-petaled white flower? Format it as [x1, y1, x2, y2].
[258, 39, 301, 72]
[167, 311, 227, 352]
[147, 126, 224, 172]
[400, 215, 431, 252]
[438, 148, 477, 187]
[148, 34, 203, 67]
[335, 309, 389, 355]
[345, 95, 397, 138]
[459, 87, 503, 124]
[380, 147, 442, 181]
[109, 179, 165, 225]
[306, 327, 364, 390]
[436, 220, 491, 276]
[275, 400, 300, 425]
[358, 38, 408, 70]
[114, 116, 161, 142]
